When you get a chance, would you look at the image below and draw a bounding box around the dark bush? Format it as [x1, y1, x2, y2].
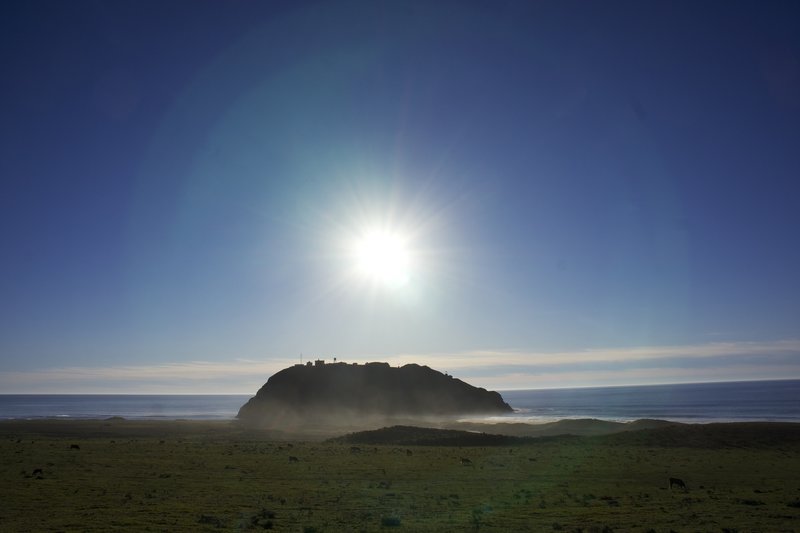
[381, 516, 401, 527]
[198, 514, 223, 527]
[736, 498, 765, 506]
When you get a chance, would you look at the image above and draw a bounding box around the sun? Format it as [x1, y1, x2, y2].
[354, 230, 411, 287]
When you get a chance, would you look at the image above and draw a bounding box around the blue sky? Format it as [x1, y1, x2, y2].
[2, 1, 799, 393]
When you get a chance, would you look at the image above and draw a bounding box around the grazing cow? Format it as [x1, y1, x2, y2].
[669, 477, 687, 490]
[32, 468, 43, 476]
[70, 444, 80, 450]
[460, 458, 472, 466]
[288, 456, 299, 463]
[406, 449, 413, 456]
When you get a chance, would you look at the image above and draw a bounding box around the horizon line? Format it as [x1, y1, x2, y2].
[2, 376, 799, 396]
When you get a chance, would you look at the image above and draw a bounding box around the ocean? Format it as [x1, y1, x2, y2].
[500, 379, 800, 424]
[1, 380, 798, 423]
[0, 394, 249, 421]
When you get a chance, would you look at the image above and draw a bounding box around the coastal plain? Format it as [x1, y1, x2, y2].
[2, 419, 800, 532]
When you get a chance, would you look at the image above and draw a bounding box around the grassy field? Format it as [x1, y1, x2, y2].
[2, 420, 799, 532]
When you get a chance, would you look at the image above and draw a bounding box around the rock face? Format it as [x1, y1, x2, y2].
[237, 362, 512, 426]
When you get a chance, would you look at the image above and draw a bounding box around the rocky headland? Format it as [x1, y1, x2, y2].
[237, 361, 512, 428]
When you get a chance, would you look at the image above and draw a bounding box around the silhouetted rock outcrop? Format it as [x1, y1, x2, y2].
[237, 362, 512, 427]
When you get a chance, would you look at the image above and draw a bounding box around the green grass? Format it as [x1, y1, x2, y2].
[2, 420, 799, 531]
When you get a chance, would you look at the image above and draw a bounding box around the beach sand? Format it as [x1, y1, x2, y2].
[2, 418, 799, 531]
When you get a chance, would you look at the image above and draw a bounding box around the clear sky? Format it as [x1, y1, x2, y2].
[2, 1, 799, 393]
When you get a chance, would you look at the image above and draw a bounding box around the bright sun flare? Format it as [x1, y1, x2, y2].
[355, 230, 410, 287]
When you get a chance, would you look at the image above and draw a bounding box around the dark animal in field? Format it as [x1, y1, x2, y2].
[669, 477, 687, 490]
[32, 468, 43, 475]
[70, 444, 80, 450]
[460, 457, 472, 466]
[288, 456, 299, 463]
[406, 449, 413, 456]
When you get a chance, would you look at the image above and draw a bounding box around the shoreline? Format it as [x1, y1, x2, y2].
[0, 414, 800, 427]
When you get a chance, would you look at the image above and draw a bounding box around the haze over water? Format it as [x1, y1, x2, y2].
[3, 381, 798, 424]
